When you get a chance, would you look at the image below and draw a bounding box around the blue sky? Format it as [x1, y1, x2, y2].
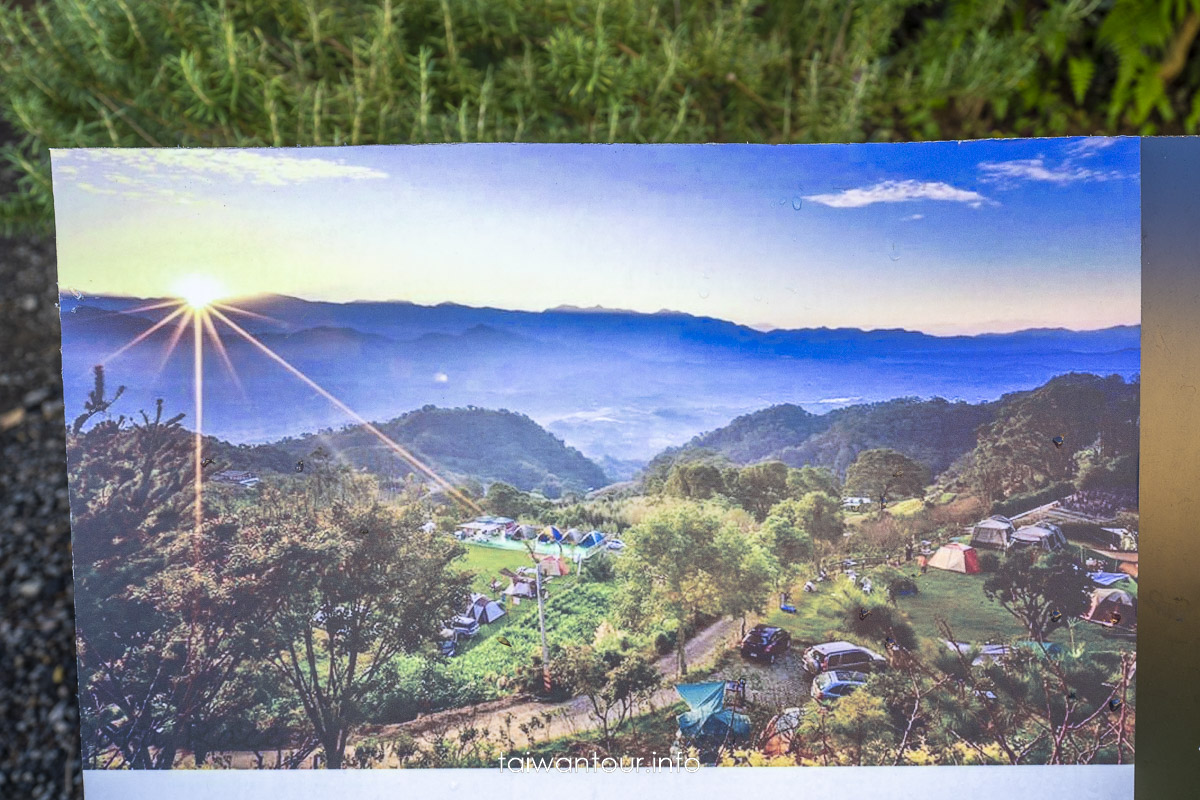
[52, 136, 1140, 334]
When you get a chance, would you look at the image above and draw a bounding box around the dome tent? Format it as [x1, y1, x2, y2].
[466, 592, 506, 624]
[1082, 587, 1137, 629]
[927, 542, 981, 574]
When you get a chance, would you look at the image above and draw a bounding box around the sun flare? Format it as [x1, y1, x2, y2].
[174, 274, 224, 310]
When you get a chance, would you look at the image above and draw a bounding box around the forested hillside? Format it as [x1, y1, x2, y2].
[656, 374, 1138, 490]
[275, 406, 609, 498]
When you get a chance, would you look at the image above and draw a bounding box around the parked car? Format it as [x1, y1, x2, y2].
[801, 641, 887, 675]
[740, 624, 792, 663]
[810, 670, 869, 701]
[450, 614, 479, 638]
[606, 538, 626, 551]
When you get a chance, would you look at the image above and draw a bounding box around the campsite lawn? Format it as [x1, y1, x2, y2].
[458, 542, 538, 593]
[766, 568, 1132, 654]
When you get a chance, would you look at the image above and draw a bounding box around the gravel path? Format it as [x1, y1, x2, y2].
[0, 230, 82, 800]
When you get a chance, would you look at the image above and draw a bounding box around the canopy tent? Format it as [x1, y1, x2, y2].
[927, 542, 980, 574]
[536, 554, 571, 577]
[676, 682, 750, 746]
[1012, 523, 1067, 551]
[1082, 587, 1137, 628]
[467, 593, 507, 624]
[1100, 527, 1138, 552]
[970, 515, 1016, 550]
[577, 531, 606, 549]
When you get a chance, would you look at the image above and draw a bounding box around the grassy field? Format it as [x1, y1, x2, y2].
[765, 567, 1132, 654]
[887, 497, 925, 517]
[458, 542, 538, 593]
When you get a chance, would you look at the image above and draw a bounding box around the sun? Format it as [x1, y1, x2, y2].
[174, 274, 224, 310]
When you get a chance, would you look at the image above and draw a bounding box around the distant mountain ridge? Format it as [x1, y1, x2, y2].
[58, 293, 1140, 461]
[658, 373, 1137, 483]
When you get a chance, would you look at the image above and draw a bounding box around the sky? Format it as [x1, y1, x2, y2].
[51, 137, 1140, 335]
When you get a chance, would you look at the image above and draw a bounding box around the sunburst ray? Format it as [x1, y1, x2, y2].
[208, 306, 481, 514]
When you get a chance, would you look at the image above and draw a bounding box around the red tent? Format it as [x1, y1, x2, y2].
[926, 542, 980, 574]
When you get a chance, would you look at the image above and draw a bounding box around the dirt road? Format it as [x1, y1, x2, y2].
[362, 616, 744, 760]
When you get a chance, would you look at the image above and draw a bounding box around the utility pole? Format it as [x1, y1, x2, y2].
[536, 563, 551, 693]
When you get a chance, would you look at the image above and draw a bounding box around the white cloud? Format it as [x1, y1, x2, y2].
[434, 372, 449, 383]
[55, 148, 388, 202]
[902, 213, 924, 221]
[1065, 137, 1118, 158]
[977, 158, 1123, 186]
[804, 180, 994, 208]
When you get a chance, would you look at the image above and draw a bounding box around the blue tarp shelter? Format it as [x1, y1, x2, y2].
[675, 682, 750, 744]
[1089, 571, 1130, 587]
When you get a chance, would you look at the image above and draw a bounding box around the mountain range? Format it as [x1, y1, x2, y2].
[58, 292, 1140, 464]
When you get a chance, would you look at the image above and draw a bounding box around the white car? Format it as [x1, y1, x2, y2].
[606, 539, 626, 551]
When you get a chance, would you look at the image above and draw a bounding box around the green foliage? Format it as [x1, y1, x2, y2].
[5, 1, 1199, 233]
[787, 465, 841, 499]
[663, 459, 728, 500]
[780, 398, 995, 478]
[556, 639, 660, 747]
[580, 551, 615, 583]
[989, 480, 1076, 517]
[958, 374, 1139, 503]
[617, 501, 768, 673]
[844, 448, 930, 513]
[279, 405, 608, 497]
[982, 550, 1093, 642]
[731, 460, 790, 520]
[484, 480, 546, 519]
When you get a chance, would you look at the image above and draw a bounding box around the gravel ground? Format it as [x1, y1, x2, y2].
[0, 230, 82, 799]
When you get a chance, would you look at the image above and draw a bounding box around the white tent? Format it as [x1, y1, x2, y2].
[503, 579, 538, 599]
[970, 515, 1016, 550]
[466, 592, 507, 624]
[1012, 523, 1066, 551]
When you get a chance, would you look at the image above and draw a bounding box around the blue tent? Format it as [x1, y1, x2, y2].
[676, 682, 750, 743]
[538, 526, 564, 543]
[578, 531, 606, 549]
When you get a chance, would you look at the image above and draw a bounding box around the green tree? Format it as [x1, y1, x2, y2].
[844, 449, 929, 514]
[732, 460, 790, 520]
[263, 486, 470, 768]
[617, 503, 725, 676]
[664, 461, 727, 500]
[712, 524, 777, 638]
[556, 642, 660, 748]
[760, 500, 814, 572]
[982, 551, 1093, 643]
[827, 688, 891, 766]
[484, 480, 533, 519]
[787, 465, 840, 499]
[68, 390, 305, 768]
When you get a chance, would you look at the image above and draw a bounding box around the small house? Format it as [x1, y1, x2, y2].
[212, 469, 260, 487]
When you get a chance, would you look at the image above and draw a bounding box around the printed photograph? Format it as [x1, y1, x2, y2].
[53, 139, 1138, 771]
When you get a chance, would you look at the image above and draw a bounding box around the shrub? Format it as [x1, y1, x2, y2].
[991, 481, 1076, 519]
[977, 551, 1001, 573]
[580, 552, 615, 583]
[3, 1, 1195, 234]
